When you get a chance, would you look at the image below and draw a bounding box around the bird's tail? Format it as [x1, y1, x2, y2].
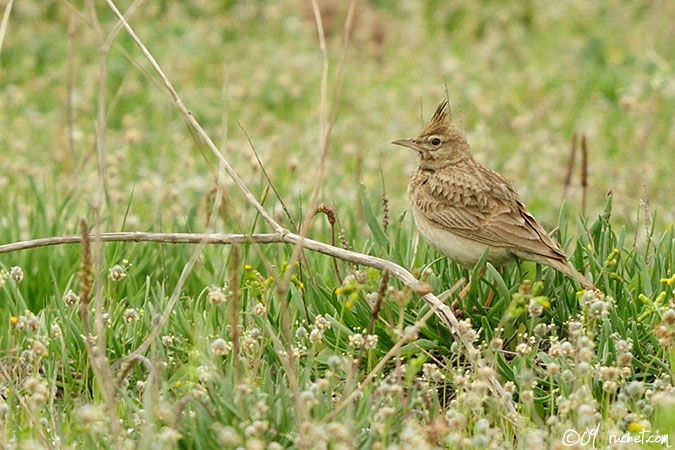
[548, 258, 595, 290]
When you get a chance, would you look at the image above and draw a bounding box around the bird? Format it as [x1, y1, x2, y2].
[392, 99, 594, 296]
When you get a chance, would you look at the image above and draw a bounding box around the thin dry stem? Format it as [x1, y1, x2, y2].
[281, 0, 358, 288]
[116, 354, 153, 387]
[84, 0, 120, 437]
[66, 12, 76, 164]
[312, 204, 343, 283]
[353, 268, 388, 368]
[580, 133, 588, 215]
[240, 123, 298, 232]
[103, 0, 144, 50]
[229, 244, 242, 381]
[380, 159, 390, 232]
[0, 0, 14, 58]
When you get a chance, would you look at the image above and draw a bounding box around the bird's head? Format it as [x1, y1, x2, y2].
[392, 100, 472, 170]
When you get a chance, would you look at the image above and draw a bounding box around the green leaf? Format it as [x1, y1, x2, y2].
[359, 184, 390, 251]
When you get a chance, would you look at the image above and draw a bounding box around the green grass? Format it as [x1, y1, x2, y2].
[1, 0, 674, 448]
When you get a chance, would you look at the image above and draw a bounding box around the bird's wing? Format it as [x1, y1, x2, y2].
[413, 166, 566, 261]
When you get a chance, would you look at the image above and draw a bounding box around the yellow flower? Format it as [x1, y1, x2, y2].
[175, 381, 182, 388]
[244, 264, 252, 270]
[627, 421, 643, 433]
[10, 316, 18, 325]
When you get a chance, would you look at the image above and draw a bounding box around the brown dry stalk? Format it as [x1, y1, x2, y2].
[369, 269, 389, 334]
[313, 204, 343, 283]
[229, 244, 242, 380]
[116, 354, 152, 387]
[353, 268, 389, 367]
[380, 161, 390, 233]
[640, 186, 654, 266]
[78, 219, 93, 315]
[84, 0, 122, 437]
[580, 133, 589, 215]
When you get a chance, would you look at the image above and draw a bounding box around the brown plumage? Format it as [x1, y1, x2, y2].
[393, 100, 594, 290]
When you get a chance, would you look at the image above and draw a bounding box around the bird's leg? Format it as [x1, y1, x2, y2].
[483, 266, 503, 309]
[458, 276, 473, 300]
[451, 279, 470, 317]
[485, 266, 504, 309]
[484, 288, 496, 309]
[451, 267, 487, 315]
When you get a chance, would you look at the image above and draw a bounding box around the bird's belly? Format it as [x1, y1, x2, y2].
[412, 209, 513, 268]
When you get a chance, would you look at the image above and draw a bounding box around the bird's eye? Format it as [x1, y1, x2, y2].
[430, 137, 441, 146]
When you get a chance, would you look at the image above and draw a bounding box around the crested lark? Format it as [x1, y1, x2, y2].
[393, 100, 594, 290]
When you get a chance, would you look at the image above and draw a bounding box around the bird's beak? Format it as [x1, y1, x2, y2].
[391, 138, 417, 150]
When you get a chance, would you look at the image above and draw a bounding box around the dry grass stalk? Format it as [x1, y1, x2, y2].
[640, 185, 654, 266]
[313, 204, 343, 283]
[77, 218, 119, 436]
[83, 0, 122, 437]
[0, 0, 14, 58]
[116, 354, 152, 387]
[580, 133, 589, 215]
[380, 160, 390, 232]
[229, 244, 242, 380]
[66, 12, 77, 165]
[240, 123, 298, 231]
[353, 268, 388, 369]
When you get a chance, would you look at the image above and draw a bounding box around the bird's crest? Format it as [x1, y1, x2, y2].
[421, 100, 452, 137]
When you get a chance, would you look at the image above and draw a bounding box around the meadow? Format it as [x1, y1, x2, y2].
[0, 0, 674, 448]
